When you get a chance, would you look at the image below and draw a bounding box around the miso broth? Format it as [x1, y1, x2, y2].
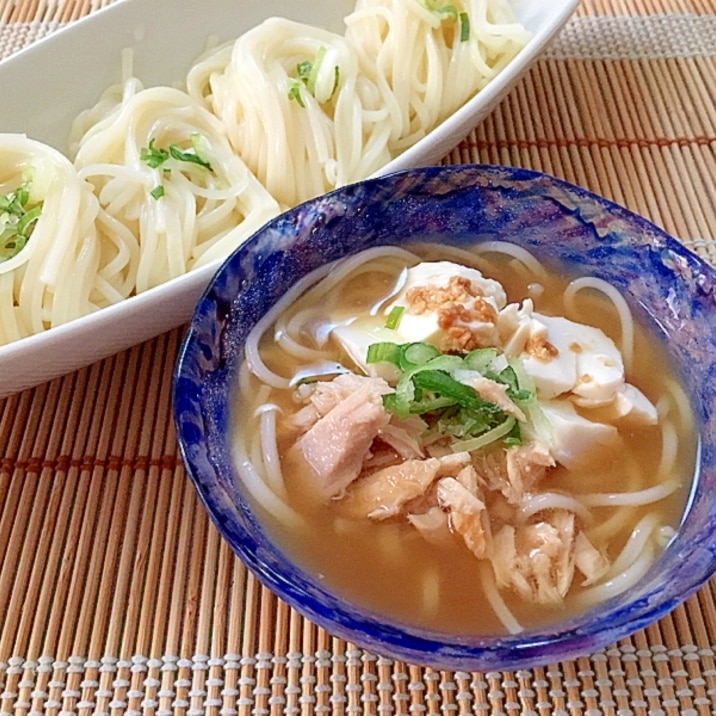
[233, 244, 696, 635]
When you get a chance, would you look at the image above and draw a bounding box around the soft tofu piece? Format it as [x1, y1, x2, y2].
[385, 311, 441, 347]
[395, 261, 508, 308]
[614, 384, 659, 424]
[539, 399, 620, 469]
[519, 312, 657, 424]
[565, 327, 624, 406]
[519, 315, 578, 399]
[331, 323, 402, 382]
[521, 313, 624, 404]
[497, 299, 535, 356]
[585, 383, 659, 426]
[383, 261, 507, 346]
[332, 261, 507, 377]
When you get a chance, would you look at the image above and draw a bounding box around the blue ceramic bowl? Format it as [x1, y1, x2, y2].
[173, 165, 716, 671]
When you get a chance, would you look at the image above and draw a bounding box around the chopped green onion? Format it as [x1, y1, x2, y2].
[288, 47, 340, 106]
[463, 347, 498, 373]
[141, 135, 213, 199]
[16, 205, 42, 237]
[399, 342, 441, 370]
[437, 4, 458, 21]
[366, 342, 402, 366]
[435, 407, 493, 439]
[296, 60, 313, 82]
[0, 185, 27, 216]
[0, 181, 42, 262]
[332, 65, 341, 97]
[503, 419, 523, 446]
[451, 416, 516, 453]
[412, 370, 494, 412]
[494, 365, 531, 402]
[141, 135, 213, 171]
[288, 82, 305, 107]
[419, 0, 466, 32]
[459, 11, 470, 41]
[169, 143, 213, 171]
[389, 391, 456, 417]
[140, 138, 169, 168]
[367, 339, 533, 452]
[384, 305, 405, 330]
[387, 359, 499, 419]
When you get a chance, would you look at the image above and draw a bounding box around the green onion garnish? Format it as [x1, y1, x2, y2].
[169, 138, 213, 171]
[141, 135, 213, 172]
[437, 4, 458, 21]
[367, 340, 533, 451]
[306, 47, 325, 96]
[385, 305, 405, 330]
[140, 138, 169, 168]
[419, 0, 470, 41]
[400, 341, 441, 369]
[366, 342, 402, 365]
[140, 134, 213, 199]
[0, 181, 42, 262]
[288, 47, 341, 106]
[288, 82, 305, 108]
[459, 11, 470, 41]
[451, 416, 516, 453]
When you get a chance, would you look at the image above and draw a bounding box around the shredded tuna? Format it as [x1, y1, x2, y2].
[342, 453, 472, 520]
[503, 442, 555, 503]
[435, 451, 474, 476]
[286, 373, 392, 432]
[437, 469, 492, 559]
[407, 506, 454, 547]
[463, 374, 526, 421]
[286, 375, 392, 502]
[491, 510, 576, 605]
[377, 415, 428, 459]
[470, 442, 554, 505]
[343, 458, 443, 519]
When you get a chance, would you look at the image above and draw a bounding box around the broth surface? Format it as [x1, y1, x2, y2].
[235, 247, 696, 635]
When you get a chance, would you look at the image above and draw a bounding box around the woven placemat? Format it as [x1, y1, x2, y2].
[1, 1, 716, 714]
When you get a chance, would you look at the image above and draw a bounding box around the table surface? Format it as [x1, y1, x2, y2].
[1, 1, 716, 714]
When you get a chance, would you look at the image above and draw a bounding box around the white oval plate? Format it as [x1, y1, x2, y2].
[0, 0, 579, 396]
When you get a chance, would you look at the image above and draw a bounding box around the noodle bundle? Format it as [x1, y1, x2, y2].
[187, 0, 530, 206]
[188, 18, 394, 207]
[344, 0, 530, 152]
[0, 134, 112, 344]
[71, 80, 281, 293]
[0, 0, 532, 347]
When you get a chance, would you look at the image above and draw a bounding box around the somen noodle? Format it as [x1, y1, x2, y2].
[0, 0, 531, 346]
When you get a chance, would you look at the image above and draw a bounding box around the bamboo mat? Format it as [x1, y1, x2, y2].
[1, 0, 716, 714]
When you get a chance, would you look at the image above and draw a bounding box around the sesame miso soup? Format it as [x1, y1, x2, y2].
[232, 243, 696, 635]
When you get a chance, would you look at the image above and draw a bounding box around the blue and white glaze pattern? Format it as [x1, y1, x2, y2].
[173, 165, 716, 672]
